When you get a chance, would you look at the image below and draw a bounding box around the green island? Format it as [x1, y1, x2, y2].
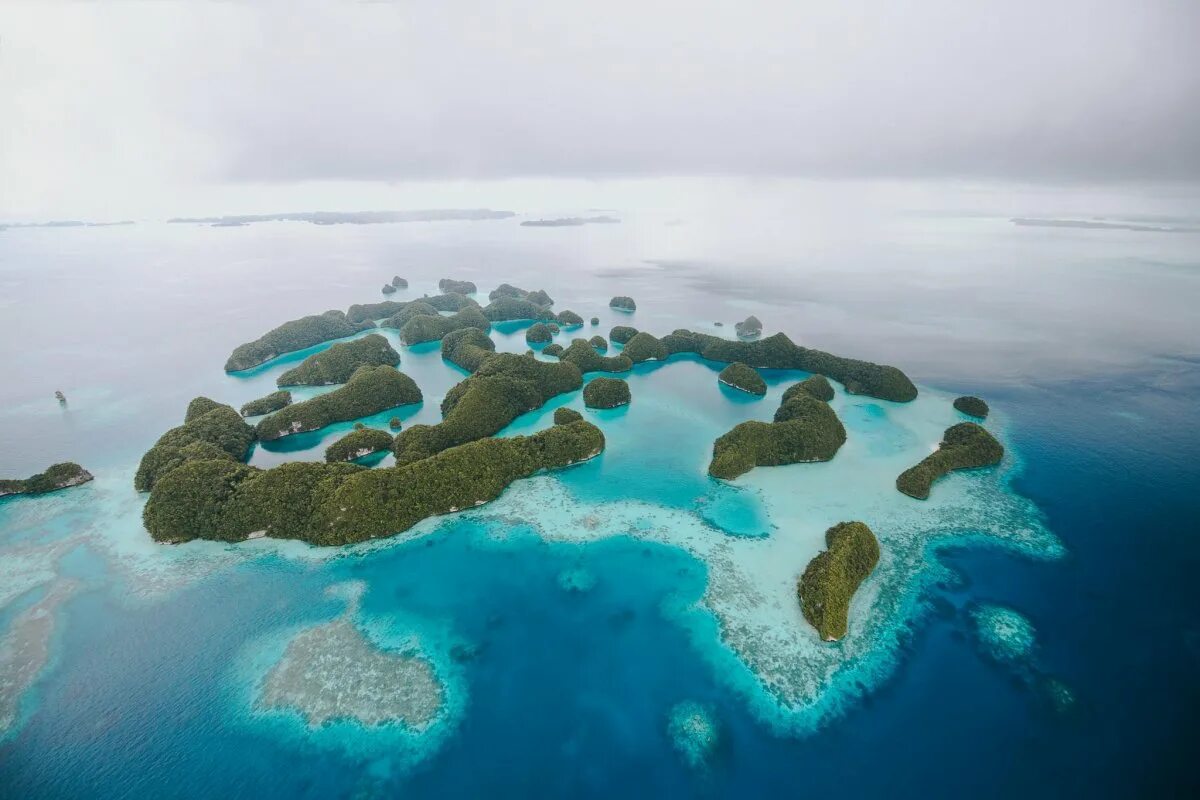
[609, 296, 637, 312]
[399, 307, 491, 345]
[589, 335, 608, 352]
[610, 325, 638, 344]
[525, 322, 556, 343]
[953, 395, 990, 419]
[391, 276, 407, 288]
[621, 331, 669, 363]
[424, 292, 480, 312]
[276, 334, 400, 386]
[783, 374, 834, 403]
[135, 397, 256, 491]
[438, 278, 477, 294]
[381, 283, 397, 295]
[734, 315, 763, 338]
[583, 377, 631, 409]
[556, 310, 584, 327]
[442, 327, 497, 372]
[224, 310, 375, 372]
[797, 521, 881, 641]
[143, 419, 603, 545]
[240, 390, 292, 417]
[718, 362, 767, 395]
[896, 422, 1004, 500]
[708, 387, 846, 479]
[393, 352, 582, 464]
[389, 417, 402, 430]
[557, 339, 633, 373]
[590, 317, 599, 326]
[379, 301, 439, 330]
[347, 299, 408, 323]
[256, 365, 422, 441]
[542, 343, 565, 357]
[483, 296, 556, 322]
[553, 407, 583, 424]
[487, 284, 553, 306]
[1, 462, 94, 498]
[325, 428, 395, 463]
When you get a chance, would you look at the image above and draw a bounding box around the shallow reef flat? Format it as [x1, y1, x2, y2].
[0, 578, 79, 738]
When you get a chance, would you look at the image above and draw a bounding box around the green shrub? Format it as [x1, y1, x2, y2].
[276, 334, 400, 386]
[325, 428, 395, 462]
[783, 375, 834, 403]
[224, 310, 374, 371]
[709, 392, 845, 479]
[489, 283, 527, 300]
[0, 462, 93, 498]
[622, 332, 668, 363]
[798, 521, 880, 641]
[240, 390, 292, 417]
[559, 339, 633, 373]
[379, 301, 439, 329]
[136, 400, 256, 491]
[256, 365, 422, 441]
[589, 335, 608, 352]
[583, 377, 631, 409]
[953, 395, 989, 418]
[557, 309, 584, 327]
[718, 362, 766, 395]
[610, 325, 638, 344]
[438, 278, 477, 294]
[526, 322, 555, 343]
[347, 300, 408, 323]
[554, 407, 583, 424]
[399, 306, 491, 345]
[442, 327, 496, 372]
[896, 422, 1004, 499]
[609, 296, 637, 311]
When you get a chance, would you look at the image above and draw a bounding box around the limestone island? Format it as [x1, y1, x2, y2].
[438, 278, 477, 295]
[621, 332, 669, 363]
[379, 300, 439, 330]
[556, 339, 633, 373]
[609, 296, 637, 312]
[399, 307, 491, 346]
[441, 327, 497, 372]
[734, 315, 763, 339]
[953, 395, 990, 419]
[609, 325, 638, 345]
[553, 407, 583, 424]
[542, 343, 565, 358]
[347, 299, 409, 323]
[389, 417, 402, 430]
[589, 335, 608, 352]
[391, 276, 407, 288]
[784, 374, 834, 403]
[556, 309, 584, 327]
[225, 310, 375, 372]
[135, 397, 256, 491]
[718, 362, 767, 396]
[525, 322, 556, 344]
[276, 334, 400, 386]
[590, 317, 599, 326]
[425, 292, 481, 312]
[583, 377, 631, 409]
[256, 365, 422, 441]
[896, 422, 1004, 500]
[488, 284, 554, 306]
[483, 296, 556, 322]
[325, 428, 395, 463]
[381, 283, 397, 295]
[240, 390, 292, 417]
[798, 521, 880, 641]
[1, 463, 94, 498]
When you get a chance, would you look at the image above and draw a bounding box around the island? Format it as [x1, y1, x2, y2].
[609, 296, 637, 312]
[441, 327, 496, 372]
[240, 390, 292, 417]
[379, 300, 439, 329]
[718, 363, 767, 396]
[542, 343, 565, 357]
[798, 521, 880, 641]
[556, 310, 584, 327]
[589, 335, 608, 352]
[391, 276, 407, 288]
[389, 417, 402, 430]
[583, 377, 631, 409]
[591, 317, 600, 326]
[708, 387, 845, 479]
[381, 283, 397, 295]
[1, 463, 93, 498]
[347, 300, 408, 323]
[784, 374, 834, 403]
[399, 307, 491, 345]
[325, 428, 395, 463]
[482, 296, 556, 322]
[557, 339, 633, 373]
[896, 422, 1004, 499]
[276, 334, 400, 386]
[256, 365, 422, 441]
[520, 216, 620, 227]
[609, 325, 639, 345]
[438, 278, 477, 295]
[423, 292, 480, 312]
[525, 322, 556, 344]
[135, 397, 256, 491]
[953, 395, 990, 419]
[487, 284, 554, 306]
[621, 332, 669, 363]
[553, 407, 583, 424]
[225, 310, 375, 372]
[735, 315, 763, 338]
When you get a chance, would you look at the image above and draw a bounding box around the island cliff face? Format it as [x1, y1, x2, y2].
[798, 521, 880, 641]
[225, 311, 374, 372]
[0, 463, 94, 498]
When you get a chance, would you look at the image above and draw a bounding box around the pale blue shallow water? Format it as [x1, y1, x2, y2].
[0, 203, 1198, 798]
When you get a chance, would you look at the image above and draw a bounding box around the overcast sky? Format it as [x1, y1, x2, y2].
[1, 0, 1198, 217]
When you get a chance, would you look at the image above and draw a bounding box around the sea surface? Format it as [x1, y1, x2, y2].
[1, 182, 1198, 798]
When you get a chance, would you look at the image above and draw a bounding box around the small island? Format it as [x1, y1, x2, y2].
[556, 310, 584, 327]
[953, 395, 990, 419]
[379, 300, 439, 330]
[256, 365, 422, 441]
[525, 322, 556, 344]
[381, 283, 397, 295]
[557, 339, 633, 373]
[734, 315, 763, 338]
[798, 521, 880, 641]
[391, 276, 407, 288]
[621, 332, 669, 363]
[438, 278, 477, 295]
[441, 327, 496, 372]
[584, 377, 631, 409]
[609, 296, 637, 312]
[590, 317, 600, 326]
[718, 362, 767, 396]
[389, 417, 402, 430]
[225, 310, 375, 372]
[276, 334, 401, 386]
[783, 375, 834, 403]
[399, 307, 491, 345]
[553, 407, 583, 424]
[589, 335, 608, 352]
[135, 398, 256, 491]
[482, 296, 556, 322]
[240, 390, 292, 417]
[542, 343, 565, 358]
[609, 325, 639, 345]
[896, 422, 1004, 499]
[708, 389, 846, 479]
[1, 462, 94, 498]
[325, 428, 395, 463]
[487, 284, 553, 306]
[423, 292, 480, 312]
[347, 300, 408, 323]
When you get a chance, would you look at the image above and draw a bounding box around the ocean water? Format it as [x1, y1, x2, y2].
[1, 184, 1198, 798]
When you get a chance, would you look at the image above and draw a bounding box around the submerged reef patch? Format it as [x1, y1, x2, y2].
[667, 700, 719, 768]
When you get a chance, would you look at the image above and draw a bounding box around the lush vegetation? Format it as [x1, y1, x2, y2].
[135, 398, 256, 491]
[609, 296, 637, 311]
[896, 422, 1004, 499]
[391, 276, 407, 288]
[379, 301, 439, 329]
[381, 283, 397, 294]
[276, 334, 401, 386]
[224, 310, 374, 372]
[556, 309, 584, 327]
[240, 390, 292, 417]
[953, 395, 990, 418]
[589, 335, 608, 352]
[424, 292, 480, 312]
[399, 307, 491, 345]
[610, 325, 638, 344]
[709, 391, 845, 479]
[621, 332, 669, 363]
[525, 322, 556, 343]
[1, 462, 93, 498]
[718, 362, 767, 395]
[325, 428, 395, 463]
[583, 377, 631, 409]
[389, 417, 402, 430]
[526, 289, 553, 306]
[393, 353, 583, 464]
[558, 339, 633, 373]
[783, 375, 834, 403]
[438, 278, 477, 294]
[441, 327, 496, 372]
[487, 284, 553, 306]
[734, 315, 763, 338]
[554, 407, 583, 424]
[542, 343, 565, 357]
[482, 296, 556, 322]
[256, 365, 422, 441]
[798, 521, 880, 641]
[347, 300, 408, 323]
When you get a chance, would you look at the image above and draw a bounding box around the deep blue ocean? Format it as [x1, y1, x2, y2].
[0, 195, 1197, 798]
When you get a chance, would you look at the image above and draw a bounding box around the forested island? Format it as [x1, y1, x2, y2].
[798, 521, 880, 641]
[276, 334, 400, 386]
[609, 296, 637, 312]
[240, 390, 292, 417]
[325, 428, 395, 463]
[583, 377, 631, 409]
[225, 311, 374, 372]
[896, 422, 1004, 499]
[257, 366, 422, 441]
[1, 463, 93, 498]
[718, 363, 767, 395]
[438, 278, 477, 294]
